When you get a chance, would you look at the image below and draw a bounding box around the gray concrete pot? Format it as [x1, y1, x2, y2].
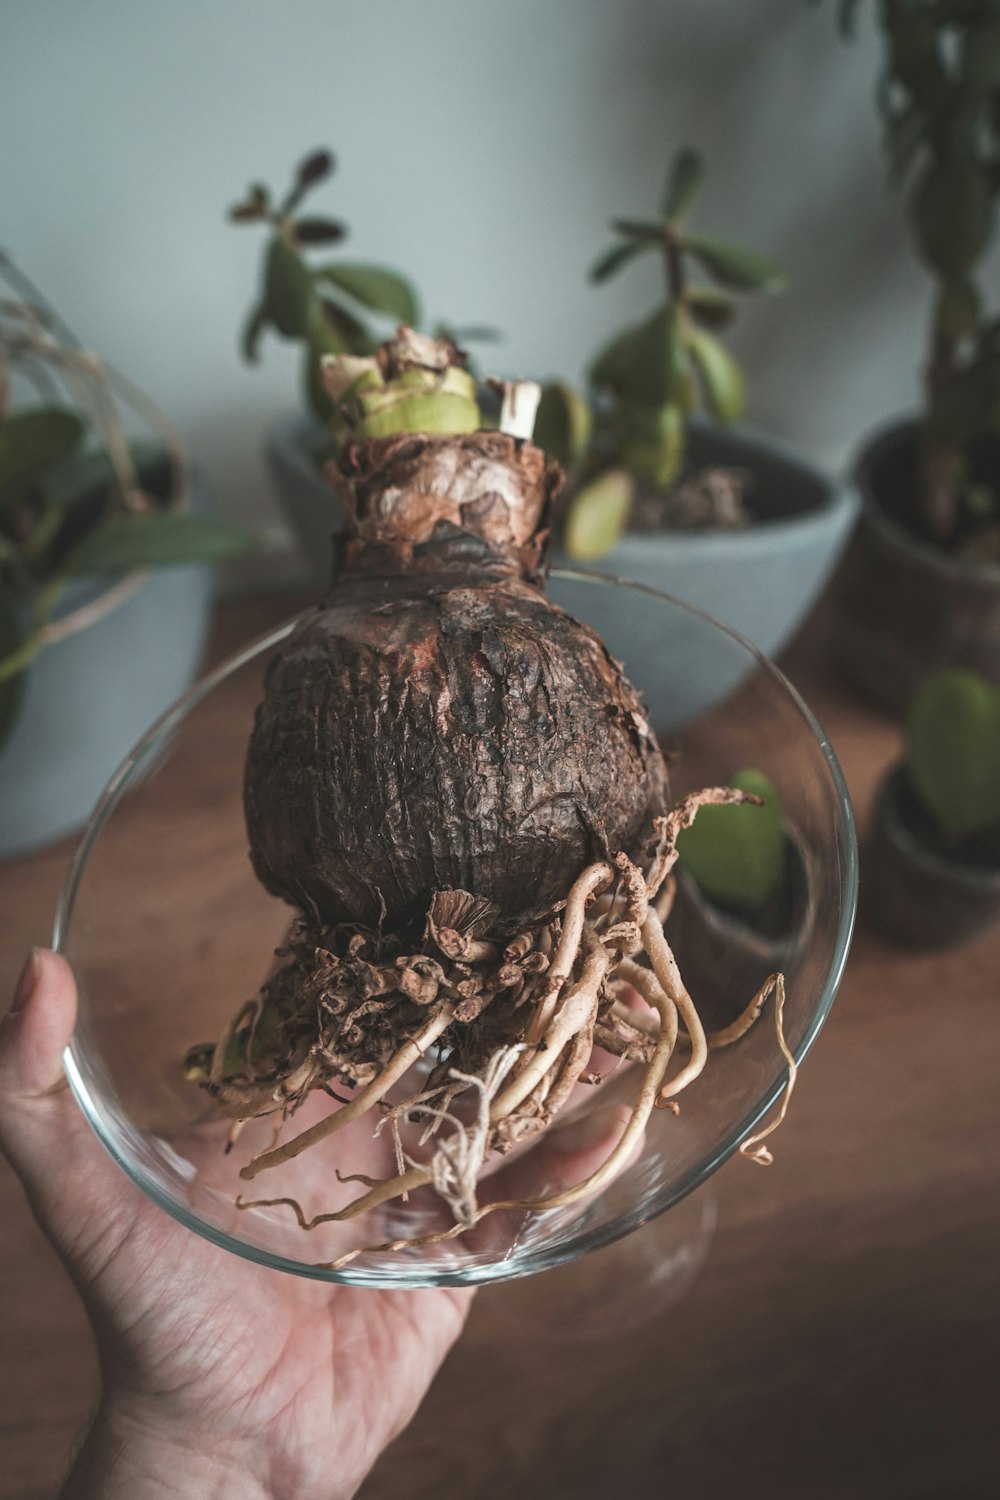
[552, 425, 855, 675]
[833, 419, 1000, 715]
[266, 411, 342, 589]
[0, 474, 214, 859]
[266, 415, 858, 648]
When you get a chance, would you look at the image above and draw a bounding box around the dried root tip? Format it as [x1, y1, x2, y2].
[738, 975, 795, 1166]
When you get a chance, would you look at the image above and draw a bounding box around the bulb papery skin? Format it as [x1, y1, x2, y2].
[244, 431, 669, 937]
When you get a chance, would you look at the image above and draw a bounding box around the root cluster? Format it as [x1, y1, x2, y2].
[186, 787, 794, 1267]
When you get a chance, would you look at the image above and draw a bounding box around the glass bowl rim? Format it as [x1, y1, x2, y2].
[53, 568, 859, 1287]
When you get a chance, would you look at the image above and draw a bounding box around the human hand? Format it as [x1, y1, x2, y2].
[0, 950, 474, 1500]
[1, 950, 635, 1500]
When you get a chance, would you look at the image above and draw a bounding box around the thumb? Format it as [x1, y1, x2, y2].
[0, 949, 85, 1186]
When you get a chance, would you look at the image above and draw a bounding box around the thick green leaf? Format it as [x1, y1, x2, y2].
[662, 146, 703, 221]
[63, 512, 257, 577]
[686, 328, 746, 423]
[241, 303, 270, 363]
[686, 285, 738, 329]
[682, 234, 785, 292]
[563, 469, 633, 561]
[676, 769, 787, 915]
[321, 298, 376, 355]
[263, 235, 316, 338]
[906, 670, 1000, 837]
[621, 402, 685, 489]
[0, 408, 85, 504]
[532, 382, 592, 467]
[589, 240, 649, 284]
[592, 304, 687, 407]
[0, 587, 27, 751]
[911, 158, 994, 278]
[316, 263, 419, 325]
[612, 218, 668, 244]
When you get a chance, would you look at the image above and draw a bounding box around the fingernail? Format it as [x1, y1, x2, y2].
[10, 950, 41, 1017]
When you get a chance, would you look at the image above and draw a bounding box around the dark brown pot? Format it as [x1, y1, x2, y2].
[833, 420, 1000, 715]
[666, 832, 814, 1034]
[866, 766, 1000, 949]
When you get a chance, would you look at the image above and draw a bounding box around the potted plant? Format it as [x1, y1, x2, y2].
[229, 148, 491, 585]
[830, 1, 1000, 712]
[867, 669, 1000, 947]
[0, 256, 254, 857]
[533, 147, 857, 663]
[665, 770, 814, 1030]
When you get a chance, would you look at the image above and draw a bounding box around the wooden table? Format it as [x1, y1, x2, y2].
[2, 592, 998, 1500]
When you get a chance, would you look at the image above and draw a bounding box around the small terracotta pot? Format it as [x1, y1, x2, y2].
[833, 419, 1000, 716]
[866, 766, 1000, 949]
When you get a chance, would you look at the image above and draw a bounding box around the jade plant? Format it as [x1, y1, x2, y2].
[0, 255, 255, 750]
[676, 769, 788, 917]
[535, 148, 784, 560]
[904, 669, 1000, 855]
[229, 149, 421, 425]
[836, 1, 1000, 560]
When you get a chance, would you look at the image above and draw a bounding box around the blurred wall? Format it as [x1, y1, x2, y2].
[1, 0, 928, 581]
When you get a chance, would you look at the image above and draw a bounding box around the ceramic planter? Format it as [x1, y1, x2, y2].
[866, 766, 1000, 949]
[267, 413, 856, 724]
[833, 419, 1000, 715]
[0, 472, 214, 859]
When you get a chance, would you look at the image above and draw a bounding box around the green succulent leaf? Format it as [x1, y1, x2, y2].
[591, 305, 687, 407]
[316, 263, 419, 325]
[686, 327, 746, 423]
[910, 158, 994, 278]
[612, 218, 668, 244]
[562, 469, 634, 562]
[682, 234, 785, 293]
[686, 285, 738, 329]
[263, 235, 316, 338]
[0, 408, 86, 506]
[589, 239, 649, 284]
[676, 769, 787, 916]
[291, 217, 347, 246]
[906, 670, 1000, 838]
[935, 278, 981, 344]
[320, 298, 376, 356]
[62, 513, 258, 578]
[662, 146, 703, 222]
[620, 402, 685, 490]
[0, 587, 27, 751]
[241, 303, 270, 364]
[532, 382, 592, 468]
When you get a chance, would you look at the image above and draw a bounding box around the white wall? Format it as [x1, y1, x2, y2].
[1, 0, 929, 580]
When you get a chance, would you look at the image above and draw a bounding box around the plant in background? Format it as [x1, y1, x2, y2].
[904, 668, 1000, 854]
[536, 148, 784, 560]
[837, 0, 1000, 560]
[0, 255, 255, 749]
[675, 769, 788, 917]
[229, 149, 422, 426]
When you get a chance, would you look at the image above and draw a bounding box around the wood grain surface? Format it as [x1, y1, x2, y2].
[1, 591, 998, 1500]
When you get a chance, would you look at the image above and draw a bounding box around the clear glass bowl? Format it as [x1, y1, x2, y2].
[55, 572, 857, 1287]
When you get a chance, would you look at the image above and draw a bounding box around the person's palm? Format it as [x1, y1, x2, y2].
[0, 952, 470, 1500]
[2, 950, 631, 1500]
